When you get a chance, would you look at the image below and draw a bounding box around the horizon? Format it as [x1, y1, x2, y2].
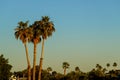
[0, 0, 120, 73]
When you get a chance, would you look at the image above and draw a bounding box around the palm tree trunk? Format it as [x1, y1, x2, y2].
[38, 39, 45, 80]
[33, 42, 37, 80]
[24, 43, 31, 80]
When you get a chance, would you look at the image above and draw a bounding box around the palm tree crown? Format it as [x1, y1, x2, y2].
[47, 67, 52, 73]
[15, 21, 32, 43]
[75, 66, 80, 72]
[40, 16, 55, 39]
[106, 63, 110, 68]
[30, 22, 41, 44]
[63, 62, 70, 69]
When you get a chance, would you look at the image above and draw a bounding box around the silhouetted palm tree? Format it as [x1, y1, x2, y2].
[62, 62, 70, 75]
[102, 68, 107, 77]
[75, 66, 80, 73]
[96, 64, 101, 70]
[106, 63, 110, 67]
[113, 62, 117, 70]
[47, 67, 52, 73]
[106, 63, 110, 71]
[38, 16, 55, 80]
[30, 22, 41, 80]
[14, 21, 32, 80]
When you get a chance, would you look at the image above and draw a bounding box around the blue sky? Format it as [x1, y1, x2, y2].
[0, 0, 120, 73]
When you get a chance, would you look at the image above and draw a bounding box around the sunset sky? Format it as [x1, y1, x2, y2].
[0, 0, 120, 73]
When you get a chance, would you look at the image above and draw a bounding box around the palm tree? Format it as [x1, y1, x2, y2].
[30, 22, 41, 80]
[62, 62, 70, 75]
[106, 63, 110, 71]
[113, 62, 117, 70]
[102, 68, 107, 74]
[47, 67, 52, 73]
[38, 16, 55, 80]
[75, 66, 80, 73]
[96, 64, 102, 71]
[96, 64, 100, 70]
[14, 21, 32, 80]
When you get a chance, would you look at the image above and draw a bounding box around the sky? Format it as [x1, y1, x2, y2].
[0, 0, 120, 73]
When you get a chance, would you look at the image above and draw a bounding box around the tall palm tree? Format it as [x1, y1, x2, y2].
[62, 62, 70, 75]
[14, 21, 32, 80]
[30, 22, 41, 80]
[38, 16, 55, 80]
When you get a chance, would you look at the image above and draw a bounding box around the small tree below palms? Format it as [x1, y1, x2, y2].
[0, 54, 12, 80]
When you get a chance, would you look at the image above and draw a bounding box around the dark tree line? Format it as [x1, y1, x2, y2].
[14, 62, 120, 80]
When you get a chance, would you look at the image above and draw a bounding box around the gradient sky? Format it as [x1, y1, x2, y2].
[0, 0, 120, 73]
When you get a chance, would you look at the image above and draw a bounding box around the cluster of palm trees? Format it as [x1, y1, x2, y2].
[14, 16, 55, 80]
[106, 62, 117, 70]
